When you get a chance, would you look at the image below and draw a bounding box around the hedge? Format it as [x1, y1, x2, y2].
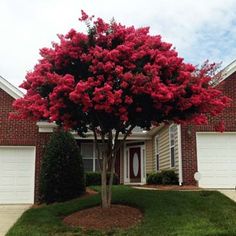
[147, 170, 178, 185]
[85, 172, 119, 186]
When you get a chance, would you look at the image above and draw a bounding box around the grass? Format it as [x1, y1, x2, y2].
[7, 186, 236, 236]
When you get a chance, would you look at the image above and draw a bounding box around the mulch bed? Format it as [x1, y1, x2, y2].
[133, 184, 201, 191]
[81, 187, 98, 197]
[63, 204, 143, 231]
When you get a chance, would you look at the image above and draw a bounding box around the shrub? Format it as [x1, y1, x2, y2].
[85, 172, 119, 186]
[161, 170, 179, 185]
[147, 172, 162, 185]
[40, 131, 85, 204]
[85, 172, 101, 186]
[147, 170, 178, 185]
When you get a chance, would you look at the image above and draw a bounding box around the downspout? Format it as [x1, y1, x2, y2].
[177, 125, 183, 185]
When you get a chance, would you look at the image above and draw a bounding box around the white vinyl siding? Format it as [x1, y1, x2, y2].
[151, 124, 179, 174]
[146, 140, 153, 173]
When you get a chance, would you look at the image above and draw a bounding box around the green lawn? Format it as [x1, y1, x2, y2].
[7, 186, 236, 236]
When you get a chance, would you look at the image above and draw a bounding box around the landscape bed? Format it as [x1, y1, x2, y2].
[7, 186, 236, 236]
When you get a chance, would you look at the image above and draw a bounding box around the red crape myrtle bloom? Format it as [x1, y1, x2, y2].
[11, 11, 231, 135]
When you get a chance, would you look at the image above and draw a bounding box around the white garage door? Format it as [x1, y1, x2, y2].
[196, 133, 236, 188]
[0, 146, 35, 204]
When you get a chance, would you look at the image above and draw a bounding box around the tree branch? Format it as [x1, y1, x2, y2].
[114, 124, 135, 153]
[92, 128, 102, 170]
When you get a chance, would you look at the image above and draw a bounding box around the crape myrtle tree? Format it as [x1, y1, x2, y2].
[11, 11, 230, 208]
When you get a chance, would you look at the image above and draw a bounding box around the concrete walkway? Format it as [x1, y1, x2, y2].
[218, 190, 236, 202]
[0, 205, 31, 236]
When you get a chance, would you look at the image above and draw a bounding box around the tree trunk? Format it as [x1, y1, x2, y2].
[98, 127, 133, 208]
[107, 155, 116, 205]
[100, 155, 116, 208]
[101, 155, 109, 208]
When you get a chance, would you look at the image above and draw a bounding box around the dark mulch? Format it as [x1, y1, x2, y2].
[63, 204, 143, 230]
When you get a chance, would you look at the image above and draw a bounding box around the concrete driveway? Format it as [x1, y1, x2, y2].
[219, 190, 236, 202]
[0, 205, 31, 236]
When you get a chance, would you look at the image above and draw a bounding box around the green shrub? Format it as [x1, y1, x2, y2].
[161, 170, 178, 185]
[40, 131, 85, 204]
[85, 172, 101, 186]
[147, 170, 178, 185]
[85, 172, 119, 186]
[147, 172, 162, 184]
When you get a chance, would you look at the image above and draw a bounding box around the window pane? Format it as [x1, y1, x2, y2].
[156, 136, 159, 153]
[83, 159, 93, 172]
[171, 137, 175, 146]
[170, 125, 175, 133]
[95, 144, 106, 158]
[156, 154, 159, 171]
[95, 159, 100, 171]
[81, 143, 93, 158]
[171, 147, 175, 167]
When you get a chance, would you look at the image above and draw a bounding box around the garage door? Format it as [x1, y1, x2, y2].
[196, 133, 236, 188]
[0, 146, 35, 204]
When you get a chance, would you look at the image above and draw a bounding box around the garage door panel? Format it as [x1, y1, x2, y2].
[3, 163, 33, 171]
[198, 149, 236, 156]
[197, 133, 236, 188]
[201, 176, 233, 183]
[0, 146, 35, 204]
[0, 192, 31, 202]
[199, 163, 232, 169]
[0, 177, 15, 185]
[15, 177, 33, 186]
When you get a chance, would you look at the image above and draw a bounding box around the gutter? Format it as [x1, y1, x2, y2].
[177, 124, 183, 185]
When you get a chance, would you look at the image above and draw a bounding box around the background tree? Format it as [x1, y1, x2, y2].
[11, 11, 230, 208]
[40, 130, 85, 203]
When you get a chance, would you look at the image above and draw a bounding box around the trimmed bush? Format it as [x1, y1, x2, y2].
[40, 131, 85, 204]
[85, 172, 101, 186]
[85, 172, 119, 186]
[161, 170, 178, 185]
[147, 170, 178, 185]
[147, 172, 162, 185]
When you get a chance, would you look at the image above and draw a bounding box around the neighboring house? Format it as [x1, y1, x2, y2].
[154, 60, 236, 189]
[0, 76, 53, 204]
[0, 60, 235, 204]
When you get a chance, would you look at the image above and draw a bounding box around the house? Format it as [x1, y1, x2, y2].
[0, 60, 235, 204]
[152, 60, 236, 189]
[0, 76, 53, 204]
[76, 60, 236, 189]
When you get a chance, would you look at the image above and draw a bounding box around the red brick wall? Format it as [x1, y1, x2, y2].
[181, 72, 236, 185]
[0, 89, 51, 202]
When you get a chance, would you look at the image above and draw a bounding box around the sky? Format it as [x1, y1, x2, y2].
[1, 0, 236, 87]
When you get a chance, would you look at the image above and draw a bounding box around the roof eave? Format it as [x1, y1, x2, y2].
[0, 76, 23, 99]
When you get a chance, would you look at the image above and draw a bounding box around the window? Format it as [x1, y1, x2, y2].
[80, 143, 94, 172]
[80, 142, 105, 172]
[169, 125, 175, 168]
[155, 135, 160, 171]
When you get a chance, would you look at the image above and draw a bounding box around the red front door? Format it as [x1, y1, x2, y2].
[129, 147, 141, 183]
